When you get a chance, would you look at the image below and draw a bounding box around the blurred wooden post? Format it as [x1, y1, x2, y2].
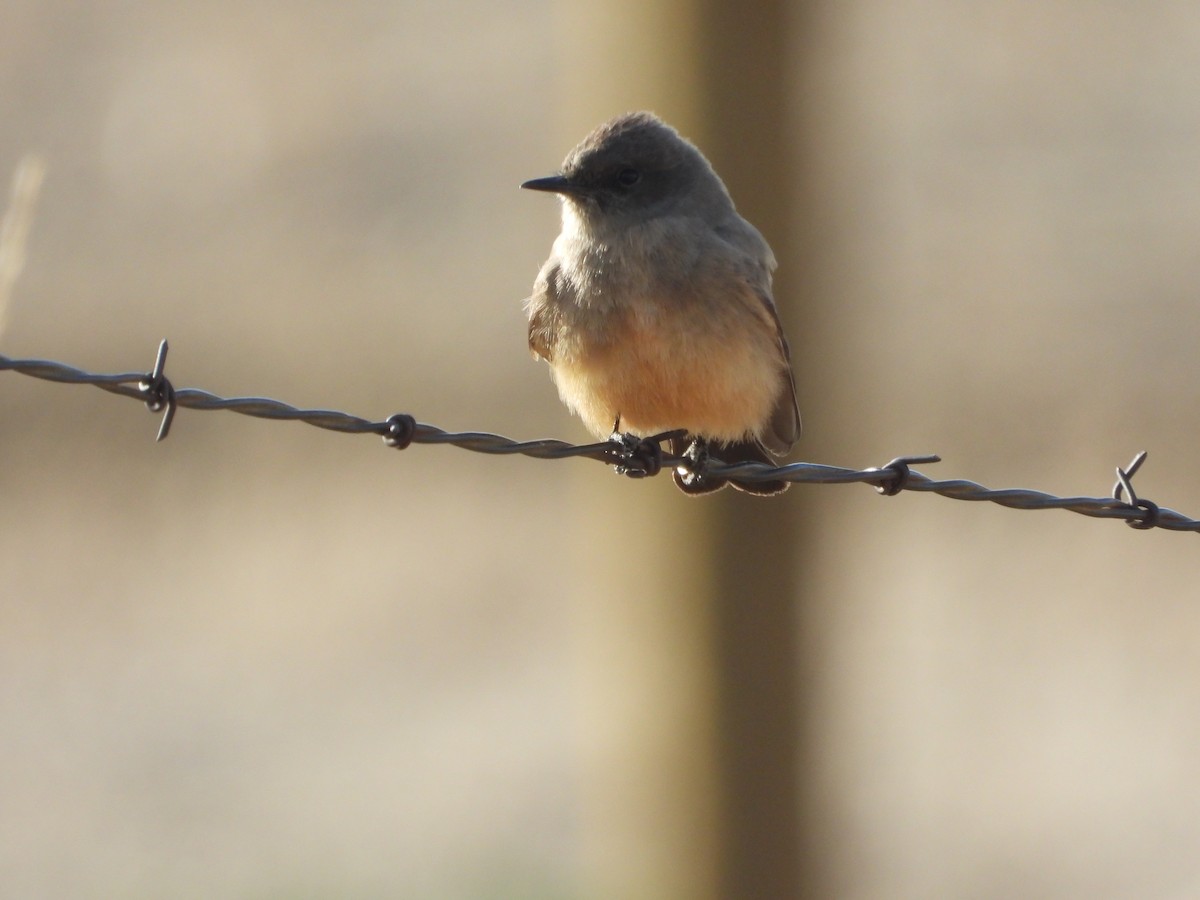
[696, 5, 814, 899]
[556, 2, 811, 898]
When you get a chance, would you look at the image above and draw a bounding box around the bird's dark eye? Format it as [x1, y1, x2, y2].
[616, 168, 641, 187]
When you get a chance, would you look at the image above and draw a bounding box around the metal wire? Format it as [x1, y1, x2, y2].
[2, 341, 1196, 534]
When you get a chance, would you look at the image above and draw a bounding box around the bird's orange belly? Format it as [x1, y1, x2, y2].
[550, 305, 780, 442]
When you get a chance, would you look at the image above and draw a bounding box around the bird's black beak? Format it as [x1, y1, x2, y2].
[520, 175, 580, 196]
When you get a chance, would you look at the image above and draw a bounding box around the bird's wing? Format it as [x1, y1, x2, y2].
[753, 284, 803, 453]
[525, 260, 563, 361]
[715, 219, 802, 453]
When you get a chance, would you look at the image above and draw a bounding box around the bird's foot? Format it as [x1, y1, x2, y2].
[674, 438, 710, 488]
[607, 429, 685, 480]
[670, 436, 730, 495]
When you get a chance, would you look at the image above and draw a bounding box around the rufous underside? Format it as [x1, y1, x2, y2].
[531, 288, 786, 444]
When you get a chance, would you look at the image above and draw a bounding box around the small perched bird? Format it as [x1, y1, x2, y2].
[522, 111, 800, 495]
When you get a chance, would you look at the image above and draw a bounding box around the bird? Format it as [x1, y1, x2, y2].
[521, 111, 800, 495]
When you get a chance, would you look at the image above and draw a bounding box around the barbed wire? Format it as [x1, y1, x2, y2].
[1, 340, 1195, 534]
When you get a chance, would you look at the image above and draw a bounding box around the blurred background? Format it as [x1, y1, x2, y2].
[3, 2, 1200, 897]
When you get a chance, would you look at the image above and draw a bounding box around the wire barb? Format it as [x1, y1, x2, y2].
[137, 339, 176, 441]
[1112, 450, 1160, 530]
[869, 454, 942, 496]
[2, 347, 1199, 534]
[382, 413, 417, 450]
[1112, 450, 1148, 504]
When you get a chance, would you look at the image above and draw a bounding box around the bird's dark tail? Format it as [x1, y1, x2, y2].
[669, 436, 789, 497]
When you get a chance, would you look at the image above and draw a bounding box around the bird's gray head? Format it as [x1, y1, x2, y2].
[521, 112, 734, 229]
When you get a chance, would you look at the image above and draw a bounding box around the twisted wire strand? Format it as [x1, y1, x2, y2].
[2, 347, 1196, 533]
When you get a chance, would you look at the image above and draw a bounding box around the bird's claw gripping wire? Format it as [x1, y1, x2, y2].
[138, 339, 176, 442]
[870, 454, 941, 496]
[673, 437, 714, 490]
[607, 429, 683, 479]
[1112, 451, 1160, 530]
